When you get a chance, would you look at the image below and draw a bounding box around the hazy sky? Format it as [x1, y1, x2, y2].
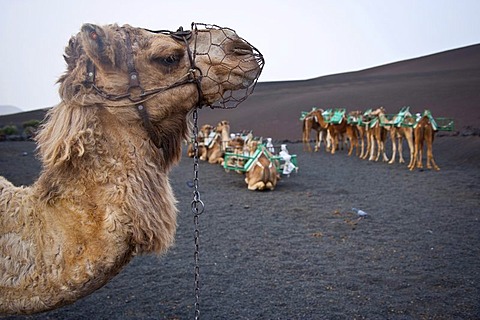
[1, 0, 479, 111]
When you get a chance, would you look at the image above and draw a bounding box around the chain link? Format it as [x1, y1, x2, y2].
[191, 108, 205, 320]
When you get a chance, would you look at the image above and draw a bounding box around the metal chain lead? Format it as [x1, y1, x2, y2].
[191, 108, 205, 320]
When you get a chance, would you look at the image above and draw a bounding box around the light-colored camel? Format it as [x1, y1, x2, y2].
[196, 120, 230, 164]
[187, 125, 208, 158]
[366, 107, 389, 162]
[348, 110, 367, 158]
[327, 115, 358, 156]
[244, 146, 278, 191]
[196, 124, 220, 164]
[225, 136, 246, 170]
[376, 107, 415, 166]
[408, 111, 440, 171]
[0, 23, 263, 314]
[217, 120, 231, 152]
[359, 109, 374, 160]
[302, 109, 329, 152]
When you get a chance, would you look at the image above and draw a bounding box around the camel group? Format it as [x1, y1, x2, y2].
[302, 107, 446, 171]
[187, 122, 297, 190]
[0, 23, 263, 314]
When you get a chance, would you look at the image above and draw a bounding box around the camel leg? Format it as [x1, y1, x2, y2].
[302, 120, 312, 152]
[362, 131, 370, 159]
[426, 139, 440, 171]
[199, 147, 207, 161]
[325, 130, 332, 152]
[388, 130, 396, 164]
[406, 131, 415, 168]
[319, 131, 325, 152]
[374, 138, 381, 161]
[375, 140, 382, 161]
[347, 133, 353, 156]
[347, 127, 357, 156]
[358, 128, 365, 158]
[369, 135, 376, 161]
[417, 141, 424, 169]
[382, 141, 389, 162]
[409, 143, 417, 171]
[331, 133, 337, 155]
[248, 181, 265, 190]
[314, 131, 321, 152]
[358, 134, 364, 158]
[366, 131, 372, 159]
[347, 139, 354, 156]
[303, 134, 311, 152]
[397, 136, 405, 163]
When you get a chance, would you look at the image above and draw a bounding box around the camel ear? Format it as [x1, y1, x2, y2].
[63, 36, 81, 71]
[80, 23, 115, 66]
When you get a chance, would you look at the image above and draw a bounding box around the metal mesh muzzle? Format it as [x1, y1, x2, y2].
[191, 23, 265, 109]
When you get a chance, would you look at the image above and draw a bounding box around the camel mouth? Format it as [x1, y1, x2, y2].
[192, 23, 264, 109]
[208, 50, 264, 109]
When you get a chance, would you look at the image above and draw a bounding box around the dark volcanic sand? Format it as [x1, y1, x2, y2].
[1, 136, 479, 320]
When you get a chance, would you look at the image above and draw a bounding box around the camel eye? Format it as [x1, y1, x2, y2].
[153, 54, 181, 67]
[164, 55, 178, 65]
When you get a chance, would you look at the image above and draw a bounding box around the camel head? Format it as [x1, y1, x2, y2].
[215, 120, 230, 132]
[58, 23, 263, 145]
[200, 124, 214, 137]
[370, 106, 386, 116]
[60, 23, 263, 108]
[39, 23, 263, 168]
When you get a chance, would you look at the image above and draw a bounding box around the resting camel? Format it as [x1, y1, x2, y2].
[302, 109, 329, 152]
[224, 135, 248, 173]
[244, 147, 278, 191]
[186, 127, 207, 158]
[189, 120, 230, 162]
[197, 121, 230, 164]
[217, 120, 231, 152]
[0, 23, 263, 314]
[408, 111, 440, 171]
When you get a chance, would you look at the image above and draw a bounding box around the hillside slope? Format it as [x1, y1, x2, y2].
[199, 44, 480, 140]
[1, 44, 479, 141]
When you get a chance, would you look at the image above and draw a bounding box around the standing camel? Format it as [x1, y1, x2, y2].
[302, 109, 329, 152]
[387, 108, 415, 166]
[408, 111, 440, 171]
[0, 23, 263, 314]
[375, 107, 415, 166]
[367, 107, 389, 162]
[348, 110, 367, 158]
[325, 109, 358, 156]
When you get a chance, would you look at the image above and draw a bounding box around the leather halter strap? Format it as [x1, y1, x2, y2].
[124, 30, 161, 149]
[83, 26, 204, 149]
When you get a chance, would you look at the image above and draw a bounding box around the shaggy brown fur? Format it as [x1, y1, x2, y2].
[0, 23, 262, 314]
